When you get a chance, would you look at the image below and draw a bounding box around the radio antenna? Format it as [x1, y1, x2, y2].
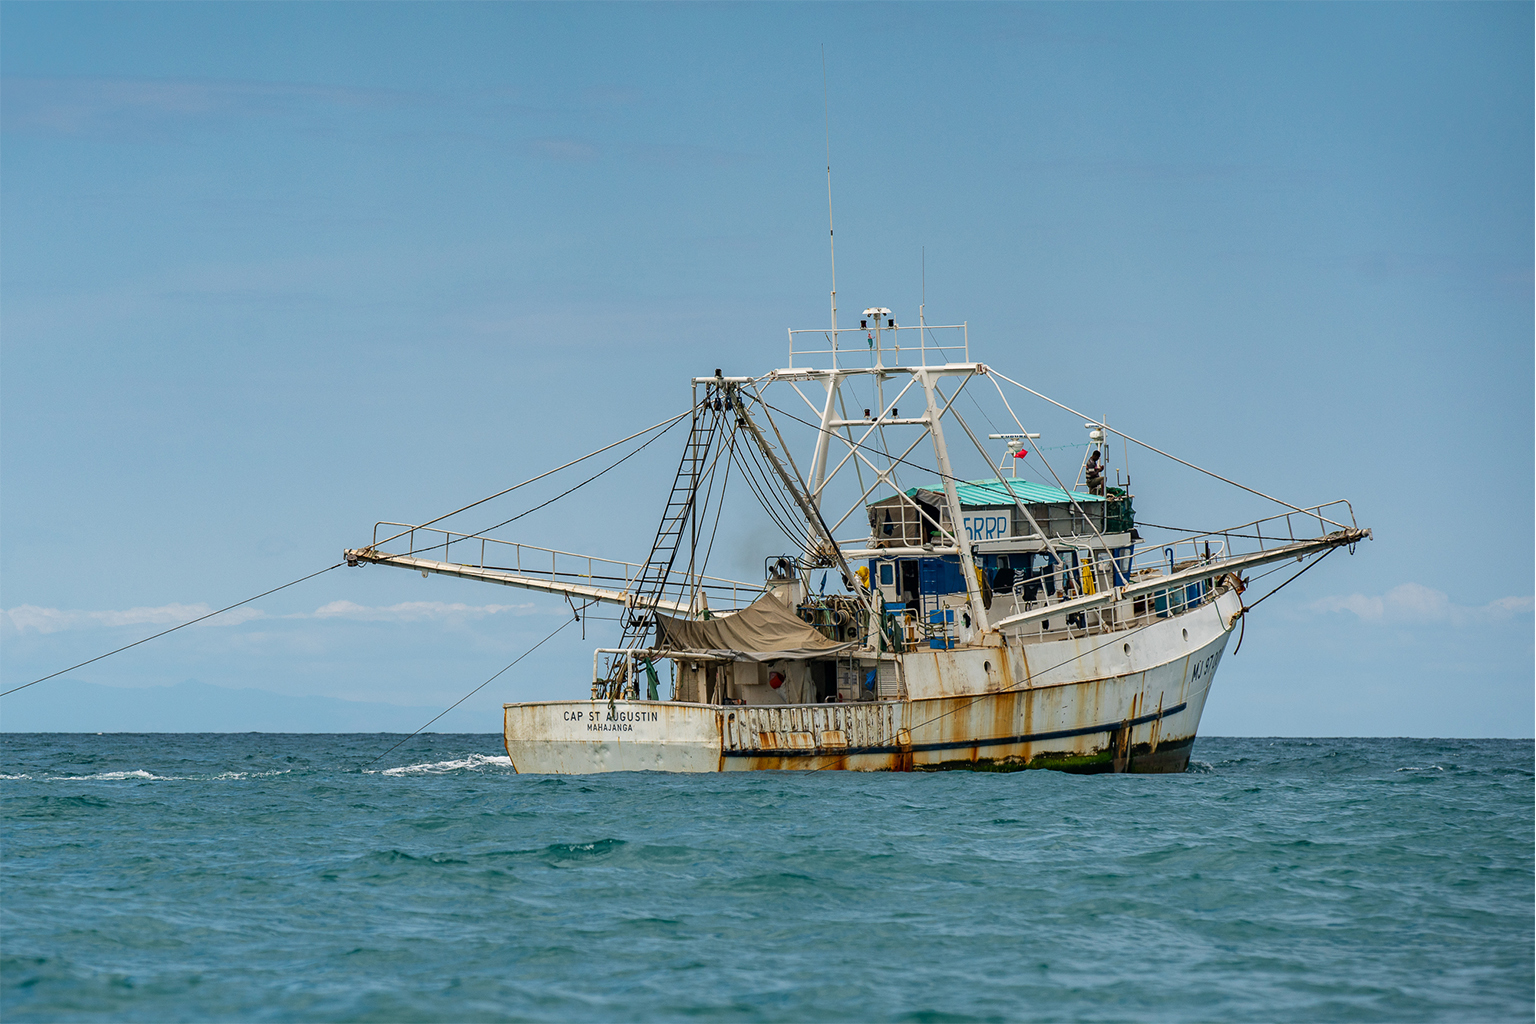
[823, 45, 837, 332]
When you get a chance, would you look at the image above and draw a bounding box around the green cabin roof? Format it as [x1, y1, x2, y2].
[905, 477, 1104, 507]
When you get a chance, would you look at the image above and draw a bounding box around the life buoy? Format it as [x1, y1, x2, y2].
[768, 672, 784, 689]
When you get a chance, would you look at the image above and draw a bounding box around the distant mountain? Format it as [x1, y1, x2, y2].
[0, 678, 452, 732]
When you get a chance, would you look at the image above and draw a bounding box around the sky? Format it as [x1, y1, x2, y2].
[1, 2, 1530, 735]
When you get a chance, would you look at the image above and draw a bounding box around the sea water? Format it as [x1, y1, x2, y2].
[2, 734, 1531, 1023]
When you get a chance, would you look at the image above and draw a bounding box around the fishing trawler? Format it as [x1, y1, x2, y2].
[345, 312, 1368, 774]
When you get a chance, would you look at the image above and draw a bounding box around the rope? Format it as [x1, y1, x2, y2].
[986, 369, 1344, 527]
[0, 563, 345, 698]
[444, 412, 689, 548]
[1134, 520, 1309, 543]
[361, 616, 574, 770]
[375, 410, 691, 549]
[1240, 546, 1335, 616]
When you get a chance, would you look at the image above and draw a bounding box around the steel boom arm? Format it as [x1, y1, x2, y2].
[343, 548, 695, 614]
[988, 527, 1372, 632]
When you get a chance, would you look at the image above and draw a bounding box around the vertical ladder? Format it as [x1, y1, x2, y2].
[614, 395, 721, 661]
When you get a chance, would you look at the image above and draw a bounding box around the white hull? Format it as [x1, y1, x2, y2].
[503, 590, 1238, 774]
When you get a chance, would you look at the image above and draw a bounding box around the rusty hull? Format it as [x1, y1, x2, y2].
[717, 662, 1215, 775]
[718, 591, 1234, 774]
[503, 590, 1236, 775]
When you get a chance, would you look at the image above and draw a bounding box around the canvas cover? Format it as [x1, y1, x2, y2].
[654, 594, 855, 661]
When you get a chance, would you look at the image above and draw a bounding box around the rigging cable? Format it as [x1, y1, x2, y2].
[406, 412, 691, 557]
[1130, 521, 1322, 544]
[361, 616, 574, 770]
[376, 409, 692, 550]
[1231, 546, 1337, 655]
[667, 412, 730, 609]
[0, 563, 345, 698]
[691, 428, 738, 606]
[986, 369, 1344, 527]
[732, 427, 818, 550]
[679, 425, 737, 611]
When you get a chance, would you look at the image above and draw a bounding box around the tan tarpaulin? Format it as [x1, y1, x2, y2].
[654, 594, 856, 661]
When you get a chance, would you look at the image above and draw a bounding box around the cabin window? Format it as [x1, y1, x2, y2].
[879, 563, 893, 587]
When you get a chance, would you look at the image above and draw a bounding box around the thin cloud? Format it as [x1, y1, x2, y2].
[523, 136, 599, 161]
[3, 599, 537, 634]
[622, 142, 751, 168]
[1308, 583, 1533, 627]
[3, 603, 264, 634]
[305, 600, 535, 622]
[1, 76, 418, 142]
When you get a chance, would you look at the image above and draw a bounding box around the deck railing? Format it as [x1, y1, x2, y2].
[787, 322, 969, 370]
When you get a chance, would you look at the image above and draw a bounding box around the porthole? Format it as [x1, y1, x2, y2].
[1182, 629, 1189, 641]
[1123, 643, 1131, 655]
[984, 661, 991, 672]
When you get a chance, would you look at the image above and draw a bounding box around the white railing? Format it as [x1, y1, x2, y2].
[787, 322, 969, 370]
[591, 647, 730, 700]
[369, 522, 760, 610]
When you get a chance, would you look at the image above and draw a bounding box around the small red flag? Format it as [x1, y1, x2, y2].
[1013, 449, 1028, 459]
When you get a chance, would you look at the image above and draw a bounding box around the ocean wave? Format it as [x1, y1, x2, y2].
[1394, 765, 1445, 772]
[374, 753, 514, 776]
[12, 767, 295, 782]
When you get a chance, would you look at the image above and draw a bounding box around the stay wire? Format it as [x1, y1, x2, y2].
[986, 369, 1343, 527]
[374, 410, 692, 550]
[1134, 520, 1312, 543]
[0, 563, 345, 698]
[409, 412, 689, 555]
[734, 432, 816, 550]
[361, 616, 574, 770]
[1240, 546, 1335, 616]
[669, 421, 731, 607]
[687, 430, 737, 609]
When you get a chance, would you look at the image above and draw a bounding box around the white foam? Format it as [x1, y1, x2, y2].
[375, 753, 513, 776]
[53, 769, 175, 781]
[0, 773, 33, 780]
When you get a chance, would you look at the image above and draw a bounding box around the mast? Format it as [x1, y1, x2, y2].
[823, 46, 837, 336]
[808, 372, 842, 507]
[919, 368, 989, 632]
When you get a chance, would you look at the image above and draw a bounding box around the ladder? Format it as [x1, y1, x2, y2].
[613, 395, 721, 660]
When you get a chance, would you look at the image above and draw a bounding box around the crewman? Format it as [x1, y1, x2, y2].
[1086, 450, 1106, 496]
